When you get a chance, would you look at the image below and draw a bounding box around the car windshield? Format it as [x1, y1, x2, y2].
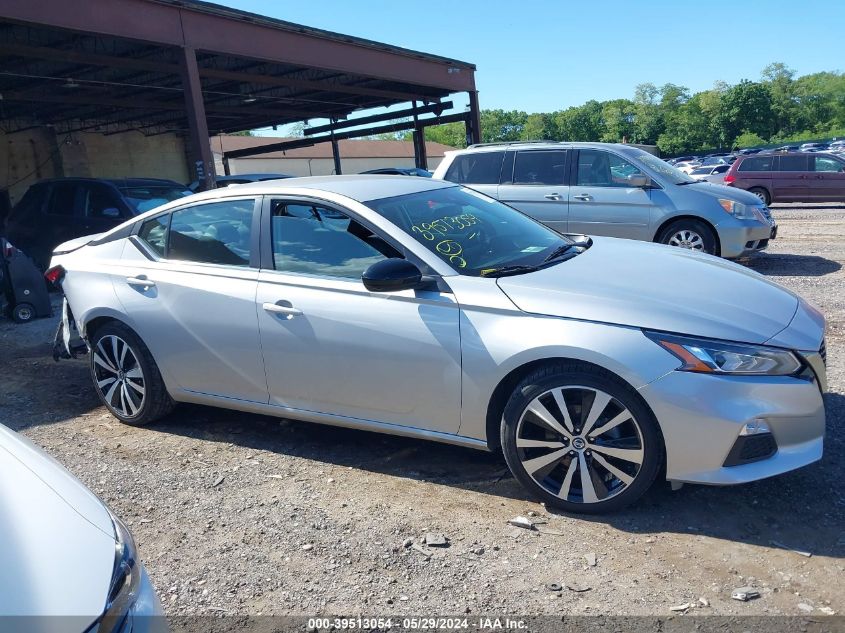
[690, 167, 711, 175]
[630, 149, 697, 184]
[365, 186, 572, 276]
[119, 185, 192, 213]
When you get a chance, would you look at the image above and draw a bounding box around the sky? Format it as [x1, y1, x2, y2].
[213, 0, 845, 131]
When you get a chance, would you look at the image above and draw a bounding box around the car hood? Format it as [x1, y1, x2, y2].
[496, 236, 800, 345]
[684, 181, 764, 206]
[0, 424, 114, 627]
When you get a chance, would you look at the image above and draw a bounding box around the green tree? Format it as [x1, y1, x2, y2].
[520, 112, 558, 141]
[600, 99, 636, 143]
[480, 109, 528, 142]
[554, 100, 604, 141]
[733, 131, 767, 149]
[716, 80, 774, 147]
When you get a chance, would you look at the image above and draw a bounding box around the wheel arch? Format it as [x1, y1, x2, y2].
[653, 214, 721, 256]
[484, 356, 661, 453]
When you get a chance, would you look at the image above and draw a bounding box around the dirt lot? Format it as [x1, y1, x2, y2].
[1, 202, 844, 619]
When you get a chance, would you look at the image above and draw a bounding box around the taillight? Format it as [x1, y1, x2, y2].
[723, 173, 736, 184]
[44, 265, 66, 285]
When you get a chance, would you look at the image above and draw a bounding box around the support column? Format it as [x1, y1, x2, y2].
[330, 122, 342, 175]
[179, 47, 216, 190]
[466, 90, 482, 146]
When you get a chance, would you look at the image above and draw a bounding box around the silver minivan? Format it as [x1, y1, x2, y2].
[433, 142, 777, 258]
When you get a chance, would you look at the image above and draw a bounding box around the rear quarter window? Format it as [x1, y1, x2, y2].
[737, 156, 773, 172]
[444, 152, 505, 184]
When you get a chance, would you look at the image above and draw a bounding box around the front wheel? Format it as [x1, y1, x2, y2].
[89, 321, 173, 426]
[657, 219, 717, 255]
[501, 362, 663, 514]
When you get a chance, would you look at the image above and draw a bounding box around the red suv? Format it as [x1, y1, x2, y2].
[724, 152, 845, 205]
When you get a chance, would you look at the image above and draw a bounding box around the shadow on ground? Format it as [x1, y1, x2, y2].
[743, 252, 842, 277]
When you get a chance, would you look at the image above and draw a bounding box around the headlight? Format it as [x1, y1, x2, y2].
[718, 198, 766, 222]
[99, 514, 141, 633]
[645, 331, 802, 376]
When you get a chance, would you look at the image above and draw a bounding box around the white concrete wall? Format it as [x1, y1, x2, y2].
[221, 155, 444, 177]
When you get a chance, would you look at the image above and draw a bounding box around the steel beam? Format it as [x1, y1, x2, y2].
[303, 101, 451, 136]
[223, 112, 470, 160]
[179, 47, 216, 190]
[467, 90, 482, 146]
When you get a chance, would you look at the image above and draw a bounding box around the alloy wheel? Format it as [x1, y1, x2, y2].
[515, 386, 644, 504]
[668, 229, 704, 251]
[92, 335, 146, 418]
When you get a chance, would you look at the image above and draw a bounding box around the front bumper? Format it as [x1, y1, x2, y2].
[718, 219, 777, 258]
[94, 568, 167, 633]
[639, 370, 825, 485]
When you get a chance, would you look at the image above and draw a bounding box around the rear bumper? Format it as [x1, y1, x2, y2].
[639, 370, 825, 485]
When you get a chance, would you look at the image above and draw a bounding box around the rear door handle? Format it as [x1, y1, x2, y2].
[263, 301, 303, 318]
[544, 193, 562, 201]
[126, 276, 155, 289]
[573, 194, 593, 201]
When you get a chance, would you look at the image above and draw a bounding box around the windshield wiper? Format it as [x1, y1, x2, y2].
[542, 243, 579, 263]
[676, 180, 697, 185]
[480, 265, 540, 278]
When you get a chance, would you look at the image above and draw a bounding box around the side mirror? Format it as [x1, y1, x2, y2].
[627, 174, 651, 188]
[362, 258, 422, 292]
[102, 207, 121, 218]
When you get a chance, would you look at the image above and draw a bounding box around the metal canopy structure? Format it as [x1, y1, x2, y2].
[0, 0, 479, 188]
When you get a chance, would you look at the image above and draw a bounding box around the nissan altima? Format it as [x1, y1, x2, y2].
[47, 176, 827, 513]
[0, 423, 164, 632]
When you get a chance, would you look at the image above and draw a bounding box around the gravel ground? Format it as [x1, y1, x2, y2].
[1, 202, 843, 619]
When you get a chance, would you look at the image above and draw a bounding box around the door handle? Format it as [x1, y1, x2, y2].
[126, 276, 155, 289]
[573, 194, 593, 201]
[544, 193, 562, 200]
[263, 301, 303, 318]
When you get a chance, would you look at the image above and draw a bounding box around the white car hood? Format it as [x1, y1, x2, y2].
[496, 236, 800, 345]
[0, 424, 114, 627]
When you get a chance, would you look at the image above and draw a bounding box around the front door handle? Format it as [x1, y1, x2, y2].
[126, 276, 155, 289]
[263, 301, 303, 319]
[573, 194, 594, 201]
[544, 193, 562, 201]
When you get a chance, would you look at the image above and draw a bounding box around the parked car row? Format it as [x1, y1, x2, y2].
[724, 151, 845, 204]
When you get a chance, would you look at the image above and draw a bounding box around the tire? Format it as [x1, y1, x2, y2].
[748, 187, 771, 206]
[657, 219, 717, 255]
[501, 362, 663, 514]
[89, 321, 173, 426]
[11, 302, 35, 323]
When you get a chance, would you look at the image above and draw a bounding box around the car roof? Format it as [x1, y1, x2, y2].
[218, 173, 291, 180]
[184, 174, 453, 204]
[457, 141, 647, 154]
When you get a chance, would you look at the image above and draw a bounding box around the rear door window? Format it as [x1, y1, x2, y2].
[138, 215, 170, 257]
[167, 199, 256, 266]
[777, 155, 809, 172]
[444, 152, 505, 184]
[46, 183, 80, 216]
[737, 156, 773, 172]
[513, 150, 568, 185]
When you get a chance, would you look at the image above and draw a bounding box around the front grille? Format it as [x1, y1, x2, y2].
[723, 433, 777, 467]
[820, 339, 826, 365]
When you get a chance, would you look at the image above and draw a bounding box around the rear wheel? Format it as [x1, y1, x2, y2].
[89, 322, 173, 426]
[748, 187, 770, 206]
[501, 362, 663, 514]
[658, 219, 717, 255]
[11, 303, 35, 323]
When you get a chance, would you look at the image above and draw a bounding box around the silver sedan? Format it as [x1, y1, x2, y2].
[48, 176, 827, 513]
